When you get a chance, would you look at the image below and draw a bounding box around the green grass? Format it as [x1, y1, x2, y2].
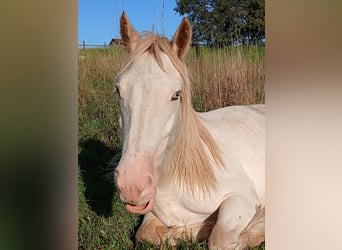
[78, 46, 265, 249]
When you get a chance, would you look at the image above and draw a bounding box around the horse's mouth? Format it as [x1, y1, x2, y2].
[124, 196, 155, 214]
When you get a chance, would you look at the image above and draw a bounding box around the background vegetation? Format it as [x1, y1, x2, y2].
[78, 44, 265, 249]
[175, 0, 265, 46]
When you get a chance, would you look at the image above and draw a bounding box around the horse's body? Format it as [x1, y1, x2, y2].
[114, 12, 265, 249]
[138, 105, 265, 248]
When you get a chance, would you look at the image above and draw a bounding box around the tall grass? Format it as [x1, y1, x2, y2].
[78, 47, 125, 149]
[78, 45, 265, 249]
[187, 46, 265, 111]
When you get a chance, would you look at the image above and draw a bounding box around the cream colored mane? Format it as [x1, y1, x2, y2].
[117, 34, 223, 195]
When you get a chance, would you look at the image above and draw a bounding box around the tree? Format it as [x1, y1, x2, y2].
[174, 0, 213, 45]
[242, 0, 265, 44]
[174, 0, 265, 46]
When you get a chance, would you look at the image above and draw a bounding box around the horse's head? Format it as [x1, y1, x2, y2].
[114, 12, 192, 214]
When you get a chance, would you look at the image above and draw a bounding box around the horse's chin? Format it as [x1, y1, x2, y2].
[125, 195, 155, 214]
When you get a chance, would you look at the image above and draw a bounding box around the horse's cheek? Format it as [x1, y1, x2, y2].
[162, 115, 175, 138]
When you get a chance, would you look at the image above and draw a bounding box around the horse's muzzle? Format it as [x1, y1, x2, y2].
[114, 163, 156, 214]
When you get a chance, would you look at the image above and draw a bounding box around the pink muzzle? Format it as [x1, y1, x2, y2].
[114, 157, 156, 214]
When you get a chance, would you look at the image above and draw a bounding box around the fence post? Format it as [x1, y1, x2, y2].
[195, 42, 200, 61]
[83, 40, 85, 50]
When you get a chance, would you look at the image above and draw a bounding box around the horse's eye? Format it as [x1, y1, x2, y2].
[171, 90, 181, 101]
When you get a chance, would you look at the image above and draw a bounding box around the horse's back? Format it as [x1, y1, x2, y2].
[198, 104, 264, 139]
[199, 104, 264, 122]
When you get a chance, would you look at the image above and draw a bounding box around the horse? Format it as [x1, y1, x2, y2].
[114, 12, 265, 250]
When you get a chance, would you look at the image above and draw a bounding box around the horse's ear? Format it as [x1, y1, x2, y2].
[120, 11, 141, 53]
[171, 18, 192, 60]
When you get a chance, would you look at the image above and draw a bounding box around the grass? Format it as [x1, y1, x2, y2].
[78, 45, 265, 249]
[187, 45, 265, 111]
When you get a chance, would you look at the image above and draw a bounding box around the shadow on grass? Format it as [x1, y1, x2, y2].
[78, 139, 121, 217]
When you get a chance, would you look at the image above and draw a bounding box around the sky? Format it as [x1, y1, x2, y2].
[78, 0, 184, 45]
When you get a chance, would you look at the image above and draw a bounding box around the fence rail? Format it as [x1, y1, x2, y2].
[78, 39, 123, 49]
[78, 41, 109, 49]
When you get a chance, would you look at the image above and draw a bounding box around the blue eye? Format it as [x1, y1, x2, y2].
[171, 90, 181, 101]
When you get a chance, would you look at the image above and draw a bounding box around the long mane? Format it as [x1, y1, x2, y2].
[117, 33, 224, 195]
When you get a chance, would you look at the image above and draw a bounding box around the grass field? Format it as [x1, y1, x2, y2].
[78, 45, 265, 249]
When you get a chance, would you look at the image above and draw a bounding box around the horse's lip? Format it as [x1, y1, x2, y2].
[125, 202, 149, 211]
[125, 196, 155, 214]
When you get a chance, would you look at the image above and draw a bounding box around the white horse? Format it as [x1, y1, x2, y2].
[114, 12, 265, 250]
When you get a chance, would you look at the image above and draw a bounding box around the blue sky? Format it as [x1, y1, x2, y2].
[78, 0, 184, 45]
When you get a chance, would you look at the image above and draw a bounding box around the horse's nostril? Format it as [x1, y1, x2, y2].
[139, 175, 155, 198]
[143, 175, 155, 190]
[114, 170, 119, 184]
[114, 170, 122, 191]
[145, 175, 153, 186]
[114, 169, 120, 178]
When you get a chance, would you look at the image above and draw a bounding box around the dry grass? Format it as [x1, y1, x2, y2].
[187, 46, 265, 111]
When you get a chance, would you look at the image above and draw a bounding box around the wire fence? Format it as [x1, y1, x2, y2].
[78, 41, 109, 49]
[78, 39, 123, 49]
